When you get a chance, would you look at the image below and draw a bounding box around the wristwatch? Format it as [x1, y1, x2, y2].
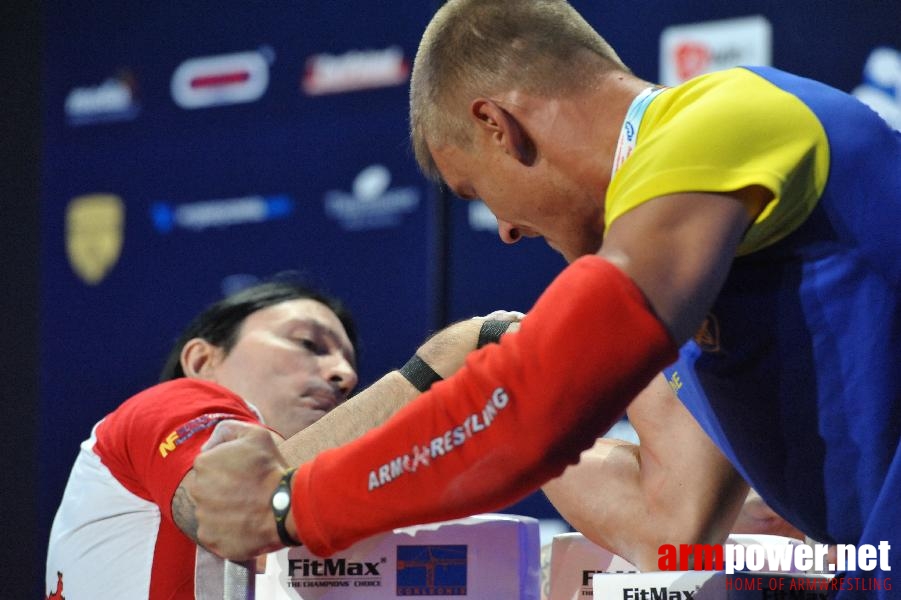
[271, 467, 302, 546]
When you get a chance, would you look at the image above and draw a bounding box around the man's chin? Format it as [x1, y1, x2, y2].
[546, 239, 591, 264]
[555, 246, 579, 264]
[560, 241, 603, 264]
[545, 239, 568, 260]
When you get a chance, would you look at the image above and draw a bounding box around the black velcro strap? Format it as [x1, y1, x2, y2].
[477, 319, 513, 349]
[399, 354, 443, 392]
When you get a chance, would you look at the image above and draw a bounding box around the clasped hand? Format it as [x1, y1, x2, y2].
[187, 421, 290, 561]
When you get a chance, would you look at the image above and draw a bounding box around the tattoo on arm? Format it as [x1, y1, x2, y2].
[172, 483, 199, 542]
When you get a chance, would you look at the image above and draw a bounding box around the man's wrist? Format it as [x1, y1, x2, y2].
[399, 353, 443, 392]
[416, 319, 482, 370]
[477, 319, 513, 348]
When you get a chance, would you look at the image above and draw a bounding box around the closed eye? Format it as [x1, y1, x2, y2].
[442, 180, 478, 201]
[297, 338, 324, 354]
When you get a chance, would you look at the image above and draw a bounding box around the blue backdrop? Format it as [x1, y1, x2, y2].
[37, 0, 899, 593]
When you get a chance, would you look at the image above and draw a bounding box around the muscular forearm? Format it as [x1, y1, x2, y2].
[280, 315, 509, 464]
[542, 375, 749, 571]
[290, 258, 678, 556]
[176, 374, 436, 544]
[185, 315, 518, 555]
[731, 488, 805, 540]
[543, 439, 747, 571]
[542, 439, 647, 560]
[278, 371, 418, 465]
[174, 428, 286, 545]
[173, 477, 199, 541]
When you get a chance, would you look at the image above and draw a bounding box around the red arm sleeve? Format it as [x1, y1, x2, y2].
[291, 256, 679, 556]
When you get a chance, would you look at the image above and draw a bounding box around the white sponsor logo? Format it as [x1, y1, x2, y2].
[324, 164, 420, 231]
[302, 46, 409, 95]
[853, 46, 901, 130]
[65, 73, 140, 125]
[468, 201, 498, 232]
[171, 49, 271, 109]
[659, 16, 772, 86]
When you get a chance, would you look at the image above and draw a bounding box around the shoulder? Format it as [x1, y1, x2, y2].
[113, 379, 245, 416]
[646, 68, 823, 142]
[606, 68, 829, 245]
[97, 379, 257, 441]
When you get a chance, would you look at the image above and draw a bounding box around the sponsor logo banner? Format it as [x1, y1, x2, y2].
[468, 201, 498, 233]
[660, 16, 772, 86]
[66, 194, 124, 285]
[285, 556, 387, 592]
[324, 165, 420, 231]
[151, 194, 293, 233]
[853, 46, 901, 130]
[396, 545, 468, 596]
[303, 46, 409, 96]
[171, 49, 271, 109]
[65, 71, 140, 126]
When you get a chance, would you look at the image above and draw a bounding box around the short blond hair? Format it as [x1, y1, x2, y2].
[409, 0, 628, 180]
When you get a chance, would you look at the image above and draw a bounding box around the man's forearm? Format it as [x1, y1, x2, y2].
[278, 371, 418, 465]
[173, 475, 199, 541]
[543, 375, 750, 571]
[278, 316, 513, 465]
[290, 257, 678, 557]
[187, 315, 520, 559]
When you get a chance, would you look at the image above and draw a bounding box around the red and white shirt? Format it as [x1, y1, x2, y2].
[46, 379, 262, 599]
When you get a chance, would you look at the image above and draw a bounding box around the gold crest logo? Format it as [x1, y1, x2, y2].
[693, 313, 721, 353]
[66, 194, 124, 285]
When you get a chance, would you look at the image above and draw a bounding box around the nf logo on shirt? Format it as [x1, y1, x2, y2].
[396, 545, 467, 596]
[158, 413, 232, 457]
[171, 50, 271, 109]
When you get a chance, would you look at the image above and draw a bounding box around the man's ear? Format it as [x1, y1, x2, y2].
[180, 338, 223, 379]
[470, 98, 537, 166]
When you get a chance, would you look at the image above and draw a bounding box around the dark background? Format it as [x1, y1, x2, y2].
[2, 2, 897, 597]
[1, 0, 42, 598]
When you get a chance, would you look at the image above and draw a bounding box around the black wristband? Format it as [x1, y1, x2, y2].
[271, 467, 302, 547]
[399, 353, 443, 392]
[477, 319, 513, 348]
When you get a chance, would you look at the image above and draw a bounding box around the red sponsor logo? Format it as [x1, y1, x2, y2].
[47, 571, 64, 599]
[171, 50, 270, 109]
[302, 46, 409, 96]
[675, 42, 711, 82]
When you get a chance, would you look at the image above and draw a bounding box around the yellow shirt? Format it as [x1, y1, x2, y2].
[605, 68, 830, 256]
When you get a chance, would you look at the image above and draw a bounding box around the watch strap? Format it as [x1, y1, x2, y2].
[271, 467, 302, 547]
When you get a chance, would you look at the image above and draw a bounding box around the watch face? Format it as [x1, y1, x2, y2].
[273, 490, 290, 512]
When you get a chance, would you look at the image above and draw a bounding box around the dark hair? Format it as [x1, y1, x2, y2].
[159, 278, 358, 381]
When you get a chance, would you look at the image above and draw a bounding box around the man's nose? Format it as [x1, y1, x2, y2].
[324, 353, 358, 397]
